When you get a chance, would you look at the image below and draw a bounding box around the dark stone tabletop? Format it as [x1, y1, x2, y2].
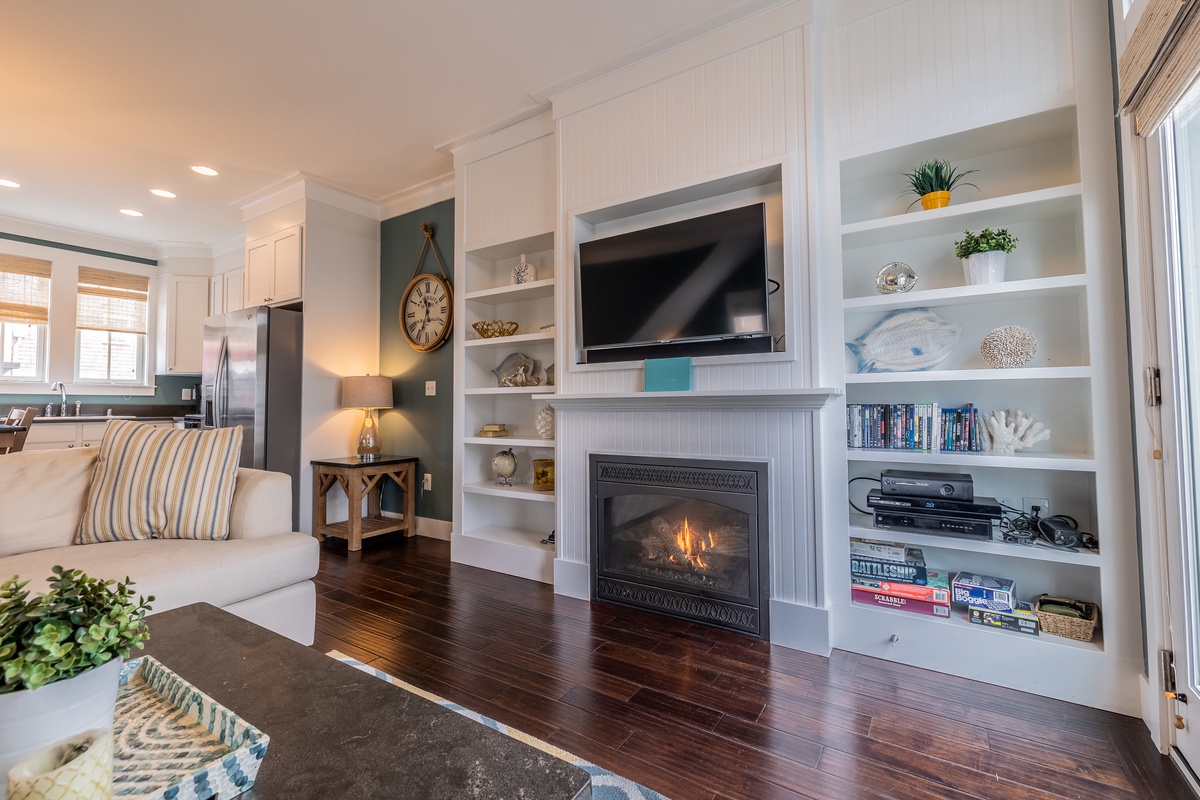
[141, 604, 590, 799]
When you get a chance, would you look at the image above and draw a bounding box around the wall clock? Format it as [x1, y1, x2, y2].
[400, 222, 454, 352]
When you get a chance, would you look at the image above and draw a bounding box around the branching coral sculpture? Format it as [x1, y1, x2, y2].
[980, 408, 1051, 455]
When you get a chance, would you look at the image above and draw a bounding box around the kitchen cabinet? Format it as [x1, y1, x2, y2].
[26, 419, 177, 451]
[245, 224, 302, 307]
[161, 275, 209, 374]
[209, 268, 246, 315]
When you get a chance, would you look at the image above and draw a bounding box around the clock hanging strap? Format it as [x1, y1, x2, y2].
[410, 222, 451, 284]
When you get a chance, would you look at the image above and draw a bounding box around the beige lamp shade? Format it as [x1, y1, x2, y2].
[341, 375, 393, 410]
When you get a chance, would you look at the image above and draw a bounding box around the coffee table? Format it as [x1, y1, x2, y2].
[141, 604, 590, 799]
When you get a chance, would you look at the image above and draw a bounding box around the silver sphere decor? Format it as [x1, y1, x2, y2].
[980, 325, 1038, 369]
[874, 262, 919, 294]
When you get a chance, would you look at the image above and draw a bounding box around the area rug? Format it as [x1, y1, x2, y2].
[328, 651, 668, 800]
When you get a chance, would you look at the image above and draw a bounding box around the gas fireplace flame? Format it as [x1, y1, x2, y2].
[671, 518, 718, 570]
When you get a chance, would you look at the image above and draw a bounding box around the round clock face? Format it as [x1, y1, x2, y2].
[400, 273, 453, 352]
[492, 448, 517, 486]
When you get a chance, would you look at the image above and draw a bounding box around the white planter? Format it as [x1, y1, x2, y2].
[0, 658, 121, 800]
[962, 250, 1008, 284]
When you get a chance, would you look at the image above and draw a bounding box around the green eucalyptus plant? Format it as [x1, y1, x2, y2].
[902, 159, 978, 206]
[954, 228, 1019, 259]
[0, 567, 153, 693]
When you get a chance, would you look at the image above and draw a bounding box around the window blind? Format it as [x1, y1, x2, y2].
[0, 253, 52, 325]
[1120, 0, 1200, 135]
[77, 266, 149, 334]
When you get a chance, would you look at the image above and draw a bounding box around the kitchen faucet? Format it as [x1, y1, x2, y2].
[50, 381, 67, 417]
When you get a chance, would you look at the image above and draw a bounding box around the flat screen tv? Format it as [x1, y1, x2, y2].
[578, 203, 772, 364]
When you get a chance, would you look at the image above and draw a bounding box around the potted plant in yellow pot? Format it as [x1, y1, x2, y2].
[0, 567, 152, 794]
[902, 158, 978, 210]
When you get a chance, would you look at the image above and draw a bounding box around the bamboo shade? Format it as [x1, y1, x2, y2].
[0, 254, 52, 325]
[77, 267, 149, 334]
[1120, 0, 1200, 135]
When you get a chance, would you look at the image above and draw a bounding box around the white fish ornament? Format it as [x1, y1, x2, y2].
[846, 308, 962, 373]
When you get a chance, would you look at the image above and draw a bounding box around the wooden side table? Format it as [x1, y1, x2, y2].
[311, 455, 418, 551]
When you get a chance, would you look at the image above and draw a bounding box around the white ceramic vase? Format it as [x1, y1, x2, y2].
[962, 250, 1007, 284]
[0, 658, 121, 800]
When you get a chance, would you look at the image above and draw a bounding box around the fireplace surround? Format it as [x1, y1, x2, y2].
[589, 453, 770, 637]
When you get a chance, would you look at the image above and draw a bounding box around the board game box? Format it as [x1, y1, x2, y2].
[852, 570, 949, 604]
[952, 572, 1016, 611]
[966, 601, 1040, 636]
[851, 587, 950, 617]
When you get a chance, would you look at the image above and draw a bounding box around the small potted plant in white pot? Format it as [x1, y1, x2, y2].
[902, 158, 978, 210]
[955, 227, 1018, 284]
[0, 567, 152, 790]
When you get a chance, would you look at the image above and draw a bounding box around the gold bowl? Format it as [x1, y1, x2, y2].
[472, 320, 518, 338]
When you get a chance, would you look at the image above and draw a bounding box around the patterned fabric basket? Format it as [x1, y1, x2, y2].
[1036, 597, 1099, 642]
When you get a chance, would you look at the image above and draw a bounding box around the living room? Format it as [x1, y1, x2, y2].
[2, 0, 1198, 797]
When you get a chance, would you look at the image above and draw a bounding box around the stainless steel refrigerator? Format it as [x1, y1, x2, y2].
[202, 306, 302, 527]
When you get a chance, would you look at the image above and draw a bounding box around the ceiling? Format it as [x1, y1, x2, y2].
[0, 1, 774, 252]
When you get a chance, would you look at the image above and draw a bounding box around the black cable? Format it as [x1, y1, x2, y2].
[848, 475, 881, 516]
[767, 278, 781, 296]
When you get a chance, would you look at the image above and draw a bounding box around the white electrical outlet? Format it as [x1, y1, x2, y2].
[996, 497, 1020, 514]
[181, 388, 191, 401]
[423, 473, 432, 491]
[1023, 496, 1050, 516]
[425, 381, 436, 396]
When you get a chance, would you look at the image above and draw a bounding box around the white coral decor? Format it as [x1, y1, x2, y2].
[979, 408, 1051, 455]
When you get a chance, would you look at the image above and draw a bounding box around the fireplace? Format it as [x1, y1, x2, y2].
[589, 454, 769, 637]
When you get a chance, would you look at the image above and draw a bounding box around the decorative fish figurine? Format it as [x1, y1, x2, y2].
[846, 308, 961, 373]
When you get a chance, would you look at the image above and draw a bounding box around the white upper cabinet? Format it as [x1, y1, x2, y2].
[161, 274, 210, 374]
[245, 224, 303, 307]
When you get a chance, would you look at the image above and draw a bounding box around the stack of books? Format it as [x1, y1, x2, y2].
[954, 572, 1039, 636]
[477, 423, 509, 438]
[849, 538, 950, 617]
[846, 403, 982, 452]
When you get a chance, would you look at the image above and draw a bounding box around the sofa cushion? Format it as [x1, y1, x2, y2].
[3, 533, 319, 613]
[77, 420, 242, 544]
[0, 448, 98, 557]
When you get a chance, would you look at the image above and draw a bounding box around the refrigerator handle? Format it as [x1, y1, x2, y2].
[214, 335, 229, 428]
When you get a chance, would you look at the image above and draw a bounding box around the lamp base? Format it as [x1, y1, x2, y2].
[357, 453, 381, 462]
[356, 408, 382, 461]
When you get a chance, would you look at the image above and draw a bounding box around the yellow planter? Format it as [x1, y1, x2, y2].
[920, 190, 951, 210]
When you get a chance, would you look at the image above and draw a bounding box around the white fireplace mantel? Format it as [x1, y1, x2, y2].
[536, 388, 840, 412]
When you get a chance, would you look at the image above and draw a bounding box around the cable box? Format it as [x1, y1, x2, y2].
[873, 510, 993, 540]
[880, 469, 974, 501]
[867, 489, 1002, 519]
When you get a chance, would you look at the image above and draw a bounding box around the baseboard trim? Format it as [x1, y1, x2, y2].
[770, 599, 831, 655]
[380, 511, 451, 541]
[554, 558, 589, 600]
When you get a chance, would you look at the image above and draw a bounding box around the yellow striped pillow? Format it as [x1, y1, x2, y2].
[77, 420, 243, 543]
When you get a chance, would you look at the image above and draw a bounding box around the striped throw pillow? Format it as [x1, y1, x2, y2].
[77, 420, 243, 543]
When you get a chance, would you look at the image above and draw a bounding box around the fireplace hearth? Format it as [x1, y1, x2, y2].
[589, 454, 769, 637]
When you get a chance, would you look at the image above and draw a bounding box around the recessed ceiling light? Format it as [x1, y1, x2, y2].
[0, 179, 19, 188]
[119, 209, 144, 217]
[190, 165, 218, 176]
[150, 189, 176, 198]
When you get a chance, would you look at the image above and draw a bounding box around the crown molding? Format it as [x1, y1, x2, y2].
[380, 173, 455, 220]
[0, 212, 160, 263]
[237, 172, 383, 222]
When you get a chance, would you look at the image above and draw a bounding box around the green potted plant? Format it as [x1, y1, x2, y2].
[902, 158, 978, 210]
[955, 227, 1018, 284]
[0, 567, 152, 785]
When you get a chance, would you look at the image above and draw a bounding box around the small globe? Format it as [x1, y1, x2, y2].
[492, 448, 517, 486]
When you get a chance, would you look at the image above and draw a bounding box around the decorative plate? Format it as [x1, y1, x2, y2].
[846, 307, 961, 373]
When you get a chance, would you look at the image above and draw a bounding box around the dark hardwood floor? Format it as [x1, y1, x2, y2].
[312, 536, 1195, 800]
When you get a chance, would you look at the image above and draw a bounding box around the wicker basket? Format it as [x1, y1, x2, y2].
[1035, 596, 1099, 642]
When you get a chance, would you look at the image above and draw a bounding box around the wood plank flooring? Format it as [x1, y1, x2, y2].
[312, 537, 1195, 800]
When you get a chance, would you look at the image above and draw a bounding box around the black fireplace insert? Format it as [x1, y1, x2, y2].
[589, 454, 769, 637]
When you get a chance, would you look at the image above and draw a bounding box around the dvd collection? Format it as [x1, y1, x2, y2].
[846, 403, 982, 452]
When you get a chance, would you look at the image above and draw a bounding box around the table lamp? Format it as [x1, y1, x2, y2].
[341, 375, 393, 461]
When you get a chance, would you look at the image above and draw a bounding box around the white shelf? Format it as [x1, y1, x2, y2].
[847, 517, 1100, 566]
[463, 481, 557, 502]
[463, 229, 554, 261]
[846, 449, 1096, 471]
[463, 436, 554, 447]
[464, 278, 556, 303]
[462, 523, 554, 552]
[464, 386, 547, 396]
[843, 274, 1087, 311]
[464, 331, 555, 348]
[845, 366, 1091, 384]
[841, 184, 1083, 249]
[540, 388, 839, 411]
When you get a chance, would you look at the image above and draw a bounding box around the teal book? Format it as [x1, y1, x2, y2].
[643, 357, 692, 392]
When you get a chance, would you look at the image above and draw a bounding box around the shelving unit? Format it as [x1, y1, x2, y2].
[832, 94, 1135, 708]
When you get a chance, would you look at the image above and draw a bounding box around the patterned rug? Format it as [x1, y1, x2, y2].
[328, 651, 668, 800]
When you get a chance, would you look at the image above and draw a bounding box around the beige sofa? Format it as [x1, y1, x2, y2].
[0, 447, 319, 645]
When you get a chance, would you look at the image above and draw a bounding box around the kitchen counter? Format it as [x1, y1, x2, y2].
[34, 415, 181, 424]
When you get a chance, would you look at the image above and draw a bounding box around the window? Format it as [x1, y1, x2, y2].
[0, 254, 51, 382]
[75, 266, 149, 384]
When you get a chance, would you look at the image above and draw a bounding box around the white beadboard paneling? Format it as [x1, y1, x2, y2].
[463, 134, 555, 247]
[561, 37, 791, 213]
[835, 0, 1075, 153]
[554, 407, 819, 607]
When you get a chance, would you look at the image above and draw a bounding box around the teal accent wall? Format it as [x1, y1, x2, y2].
[2, 374, 198, 416]
[378, 199, 455, 522]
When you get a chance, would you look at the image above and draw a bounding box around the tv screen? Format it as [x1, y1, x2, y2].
[578, 203, 770, 362]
